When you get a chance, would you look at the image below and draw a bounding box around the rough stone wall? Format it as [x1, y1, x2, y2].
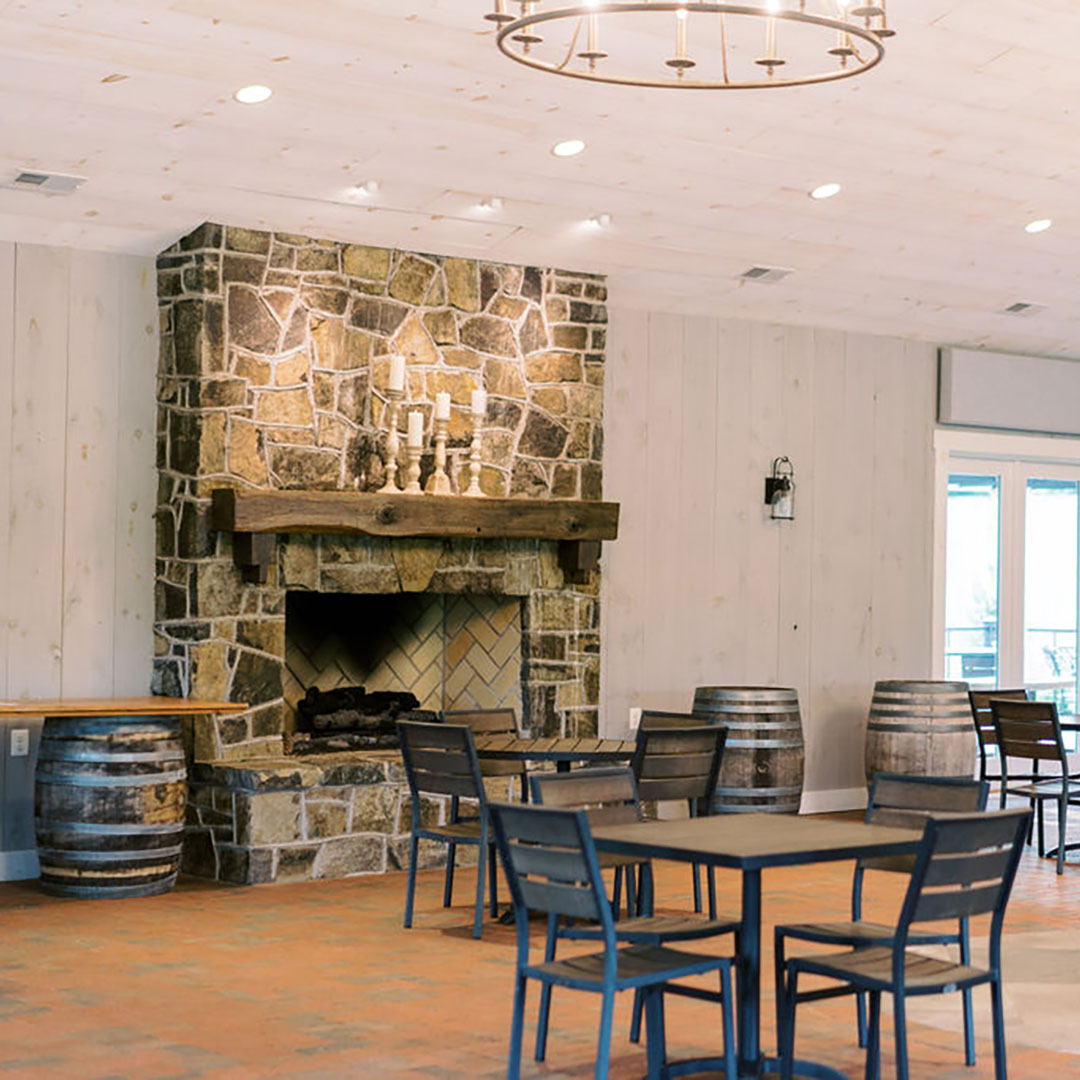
[154, 223, 606, 760]
[184, 752, 497, 885]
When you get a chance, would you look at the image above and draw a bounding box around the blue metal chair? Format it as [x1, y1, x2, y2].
[632, 720, 727, 917]
[397, 720, 496, 940]
[490, 799, 737, 1080]
[773, 774, 989, 1066]
[529, 767, 740, 1048]
[777, 808, 1030, 1080]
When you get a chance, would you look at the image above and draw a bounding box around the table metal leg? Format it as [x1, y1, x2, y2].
[738, 869, 763, 1077]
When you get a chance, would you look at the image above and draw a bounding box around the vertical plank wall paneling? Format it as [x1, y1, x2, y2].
[602, 310, 937, 806]
[0, 244, 157, 877]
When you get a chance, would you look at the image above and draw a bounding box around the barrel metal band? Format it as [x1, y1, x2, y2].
[35, 769, 187, 787]
[867, 722, 973, 734]
[38, 845, 183, 863]
[715, 784, 803, 797]
[725, 738, 804, 749]
[34, 818, 184, 835]
[37, 748, 184, 764]
[39, 875, 179, 899]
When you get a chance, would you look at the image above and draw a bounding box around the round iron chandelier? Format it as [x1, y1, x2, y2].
[483, 0, 895, 89]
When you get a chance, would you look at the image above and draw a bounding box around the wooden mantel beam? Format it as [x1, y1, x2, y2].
[212, 489, 618, 539]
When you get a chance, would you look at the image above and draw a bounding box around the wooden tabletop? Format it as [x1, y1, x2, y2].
[592, 812, 922, 871]
[0, 697, 248, 718]
[473, 733, 635, 761]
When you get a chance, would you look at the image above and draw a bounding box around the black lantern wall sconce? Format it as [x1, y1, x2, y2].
[765, 456, 795, 521]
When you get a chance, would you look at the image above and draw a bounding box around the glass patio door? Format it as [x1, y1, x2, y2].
[941, 457, 1080, 731]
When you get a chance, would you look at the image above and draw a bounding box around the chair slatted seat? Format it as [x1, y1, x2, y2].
[991, 697, 1080, 873]
[777, 809, 1031, 1080]
[490, 800, 736, 1080]
[774, 773, 988, 1068]
[397, 720, 496, 939]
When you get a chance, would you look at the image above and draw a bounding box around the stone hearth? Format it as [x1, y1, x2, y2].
[153, 223, 607, 882]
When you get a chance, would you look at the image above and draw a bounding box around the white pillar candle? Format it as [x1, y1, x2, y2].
[406, 410, 424, 447]
[434, 392, 451, 421]
[471, 388, 487, 417]
[388, 354, 406, 392]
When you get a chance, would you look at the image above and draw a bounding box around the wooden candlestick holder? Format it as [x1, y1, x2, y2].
[403, 442, 423, 494]
[377, 389, 404, 494]
[425, 415, 451, 495]
[464, 412, 485, 497]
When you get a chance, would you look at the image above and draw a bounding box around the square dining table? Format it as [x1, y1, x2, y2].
[591, 812, 922, 1079]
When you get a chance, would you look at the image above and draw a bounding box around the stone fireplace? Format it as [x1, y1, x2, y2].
[153, 223, 607, 882]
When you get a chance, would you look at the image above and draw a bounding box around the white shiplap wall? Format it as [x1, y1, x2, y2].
[602, 310, 938, 807]
[0, 242, 157, 876]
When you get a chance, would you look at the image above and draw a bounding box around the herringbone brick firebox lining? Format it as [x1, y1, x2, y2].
[284, 592, 523, 723]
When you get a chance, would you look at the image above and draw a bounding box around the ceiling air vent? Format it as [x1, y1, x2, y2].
[4, 171, 86, 195]
[1001, 301, 1045, 317]
[738, 265, 793, 284]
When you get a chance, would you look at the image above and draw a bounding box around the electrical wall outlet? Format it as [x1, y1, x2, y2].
[10, 728, 29, 757]
[628, 707, 642, 730]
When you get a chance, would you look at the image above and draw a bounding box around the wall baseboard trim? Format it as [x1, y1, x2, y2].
[800, 787, 868, 815]
[0, 850, 39, 882]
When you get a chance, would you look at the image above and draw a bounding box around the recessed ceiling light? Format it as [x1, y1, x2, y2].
[552, 139, 586, 158]
[354, 180, 380, 196]
[234, 84, 272, 104]
[587, 213, 612, 228]
[1025, 218, 1052, 234]
[810, 182, 842, 200]
[477, 197, 504, 212]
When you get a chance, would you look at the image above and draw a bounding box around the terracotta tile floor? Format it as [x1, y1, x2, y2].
[1, 833, 1079, 1079]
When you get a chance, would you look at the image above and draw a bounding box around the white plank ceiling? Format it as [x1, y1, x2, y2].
[1, 0, 1079, 354]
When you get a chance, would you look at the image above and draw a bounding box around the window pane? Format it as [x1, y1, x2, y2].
[1024, 478, 1078, 721]
[945, 474, 1000, 686]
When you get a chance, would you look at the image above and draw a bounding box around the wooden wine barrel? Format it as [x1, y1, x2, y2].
[34, 716, 186, 899]
[691, 686, 805, 813]
[865, 680, 976, 782]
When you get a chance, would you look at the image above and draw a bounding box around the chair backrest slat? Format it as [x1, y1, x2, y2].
[898, 810, 1029, 932]
[531, 767, 638, 810]
[397, 720, 485, 803]
[508, 840, 591, 883]
[490, 803, 613, 942]
[969, 688, 1028, 748]
[868, 774, 989, 815]
[407, 747, 475, 776]
[631, 726, 725, 813]
[991, 699, 1066, 766]
[639, 710, 702, 730]
[638, 750, 716, 780]
[442, 708, 518, 735]
[913, 881, 1003, 922]
[861, 773, 988, 875]
[922, 847, 1013, 888]
[519, 878, 603, 920]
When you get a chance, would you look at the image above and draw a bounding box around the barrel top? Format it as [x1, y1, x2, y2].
[872, 681, 969, 693]
[695, 686, 799, 697]
[0, 696, 247, 718]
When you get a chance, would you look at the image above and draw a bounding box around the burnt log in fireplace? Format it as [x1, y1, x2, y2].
[285, 686, 437, 755]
